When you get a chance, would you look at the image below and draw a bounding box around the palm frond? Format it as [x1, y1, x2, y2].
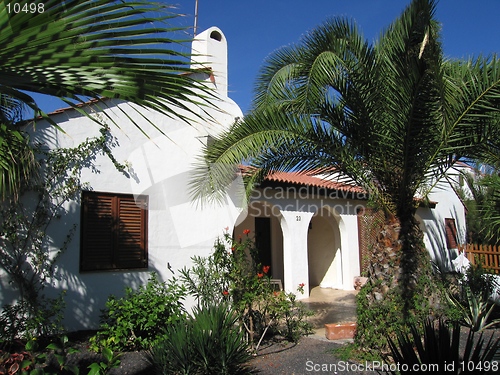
[0, 123, 36, 200]
[0, 0, 213, 131]
[0, 0, 217, 200]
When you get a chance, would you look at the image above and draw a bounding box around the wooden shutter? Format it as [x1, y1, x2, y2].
[445, 218, 458, 249]
[80, 191, 148, 271]
[81, 192, 114, 271]
[116, 195, 148, 269]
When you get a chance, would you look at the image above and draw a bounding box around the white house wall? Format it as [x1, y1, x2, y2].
[417, 169, 467, 271]
[19, 99, 244, 331]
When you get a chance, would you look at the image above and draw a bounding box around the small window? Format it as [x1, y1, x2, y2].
[210, 30, 222, 42]
[445, 218, 458, 249]
[80, 191, 148, 272]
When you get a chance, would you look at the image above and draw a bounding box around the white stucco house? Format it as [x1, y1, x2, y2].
[0, 27, 467, 331]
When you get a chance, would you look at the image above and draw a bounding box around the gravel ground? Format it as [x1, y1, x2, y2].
[249, 336, 379, 375]
[65, 335, 372, 375]
[58, 326, 499, 374]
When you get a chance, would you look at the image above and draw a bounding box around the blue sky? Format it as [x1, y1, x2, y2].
[35, 0, 499, 115]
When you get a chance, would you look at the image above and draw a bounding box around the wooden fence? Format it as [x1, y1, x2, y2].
[458, 244, 500, 274]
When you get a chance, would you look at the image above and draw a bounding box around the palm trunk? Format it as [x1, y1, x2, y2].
[355, 205, 439, 351]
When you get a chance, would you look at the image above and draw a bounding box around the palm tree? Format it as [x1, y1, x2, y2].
[191, 0, 500, 347]
[0, 0, 211, 199]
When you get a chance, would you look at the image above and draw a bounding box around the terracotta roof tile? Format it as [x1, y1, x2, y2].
[242, 167, 437, 206]
[262, 170, 366, 195]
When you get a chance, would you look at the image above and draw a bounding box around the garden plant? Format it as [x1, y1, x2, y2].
[180, 228, 313, 350]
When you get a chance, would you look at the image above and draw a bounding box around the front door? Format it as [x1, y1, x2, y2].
[255, 217, 272, 275]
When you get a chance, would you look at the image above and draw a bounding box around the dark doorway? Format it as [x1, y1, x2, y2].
[255, 217, 272, 274]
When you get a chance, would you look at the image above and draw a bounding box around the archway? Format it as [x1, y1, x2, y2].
[307, 207, 342, 289]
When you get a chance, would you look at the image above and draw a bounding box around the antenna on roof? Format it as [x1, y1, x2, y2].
[193, 0, 199, 36]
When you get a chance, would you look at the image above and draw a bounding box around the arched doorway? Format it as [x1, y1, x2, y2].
[307, 207, 342, 289]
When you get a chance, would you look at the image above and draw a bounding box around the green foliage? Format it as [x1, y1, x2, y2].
[87, 348, 121, 375]
[146, 303, 254, 375]
[90, 273, 187, 351]
[464, 261, 498, 301]
[331, 342, 382, 364]
[355, 280, 407, 352]
[180, 230, 313, 348]
[384, 319, 500, 374]
[179, 237, 233, 307]
[0, 295, 65, 349]
[266, 290, 314, 343]
[1, 335, 120, 375]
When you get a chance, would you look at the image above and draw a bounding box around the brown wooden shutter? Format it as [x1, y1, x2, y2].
[81, 192, 114, 271]
[116, 195, 148, 269]
[80, 191, 148, 271]
[445, 218, 458, 249]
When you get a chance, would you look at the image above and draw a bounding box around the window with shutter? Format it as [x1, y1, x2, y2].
[80, 191, 148, 272]
[445, 218, 458, 249]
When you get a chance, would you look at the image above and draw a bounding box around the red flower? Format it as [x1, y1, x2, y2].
[262, 265, 270, 274]
[243, 229, 251, 235]
[299, 283, 305, 288]
[231, 246, 236, 252]
[257, 273, 264, 278]
[224, 226, 229, 232]
[222, 290, 229, 296]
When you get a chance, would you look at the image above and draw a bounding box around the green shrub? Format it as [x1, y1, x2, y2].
[266, 290, 314, 343]
[90, 273, 187, 351]
[180, 230, 313, 348]
[354, 279, 407, 352]
[146, 303, 253, 375]
[0, 294, 66, 348]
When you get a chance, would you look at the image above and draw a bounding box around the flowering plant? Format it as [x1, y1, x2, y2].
[181, 228, 313, 349]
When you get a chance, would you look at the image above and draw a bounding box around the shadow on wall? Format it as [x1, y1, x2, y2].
[51, 265, 160, 331]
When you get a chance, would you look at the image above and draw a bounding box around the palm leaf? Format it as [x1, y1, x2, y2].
[0, 0, 213, 130]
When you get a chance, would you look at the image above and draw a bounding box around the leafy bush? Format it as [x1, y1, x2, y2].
[90, 273, 187, 351]
[146, 303, 253, 375]
[385, 319, 499, 374]
[180, 230, 313, 348]
[269, 290, 314, 342]
[354, 279, 407, 352]
[0, 335, 121, 375]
